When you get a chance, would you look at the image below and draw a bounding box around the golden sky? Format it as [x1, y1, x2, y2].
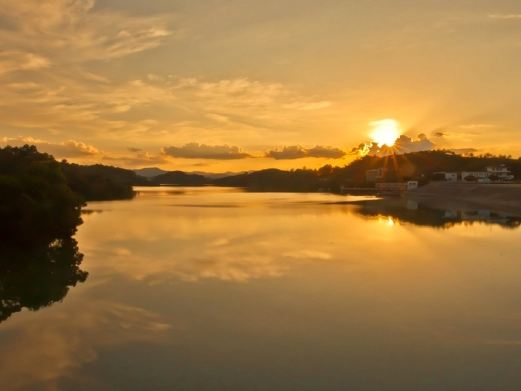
[0, 0, 520, 171]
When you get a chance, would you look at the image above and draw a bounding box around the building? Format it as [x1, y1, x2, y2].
[486, 165, 514, 181]
[462, 165, 514, 182]
[461, 171, 491, 182]
[445, 172, 458, 182]
[434, 172, 458, 182]
[375, 181, 418, 194]
[366, 168, 387, 182]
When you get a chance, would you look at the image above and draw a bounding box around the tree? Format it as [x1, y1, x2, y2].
[0, 145, 96, 323]
[0, 145, 84, 245]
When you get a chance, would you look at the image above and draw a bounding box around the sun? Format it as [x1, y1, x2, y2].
[370, 119, 401, 147]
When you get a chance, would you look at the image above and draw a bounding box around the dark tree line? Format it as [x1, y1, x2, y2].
[0, 145, 144, 245]
[214, 168, 321, 192]
[0, 145, 84, 246]
[198, 151, 521, 192]
[0, 144, 148, 322]
[61, 162, 147, 201]
[0, 146, 101, 323]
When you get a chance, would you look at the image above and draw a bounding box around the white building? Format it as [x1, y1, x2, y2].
[444, 172, 458, 182]
[406, 181, 419, 190]
[366, 168, 387, 182]
[461, 165, 514, 182]
[486, 165, 514, 181]
[433, 172, 458, 182]
[461, 171, 490, 182]
[375, 181, 418, 194]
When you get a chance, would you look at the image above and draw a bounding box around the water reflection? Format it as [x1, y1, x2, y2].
[3, 187, 521, 390]
[351, 198, 521, 229]
[0, 238, 87, 323]
[0, 300, 170, 390]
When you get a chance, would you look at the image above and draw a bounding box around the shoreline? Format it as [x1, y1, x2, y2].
[405, 182, 521, 217]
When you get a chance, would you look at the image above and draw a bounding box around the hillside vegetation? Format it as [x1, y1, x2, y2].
[210, 151, 521, 192]
[0, 145, 141, 246]
[136, 150, 521, 192]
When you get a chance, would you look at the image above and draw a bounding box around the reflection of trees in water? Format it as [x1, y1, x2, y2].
[0, 238, 87, 323]
[0, 146, 98, 324]
[353, 200, 521, 229]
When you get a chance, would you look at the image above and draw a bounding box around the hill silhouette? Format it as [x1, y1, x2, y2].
[210, 151, 521, 192]
[151, 171, 208, 186]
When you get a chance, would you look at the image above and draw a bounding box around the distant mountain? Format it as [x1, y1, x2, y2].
[134, 167, 168, 178]
[151, 171, 209, 186]
[190, 171, 246, 179]
[214, 168, 320, 191]
[134, 167, 244, 180]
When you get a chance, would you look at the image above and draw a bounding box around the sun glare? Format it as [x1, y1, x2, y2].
[370, 119, 401, 147]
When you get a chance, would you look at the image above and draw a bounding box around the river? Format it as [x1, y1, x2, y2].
[1, 186, 521, 390]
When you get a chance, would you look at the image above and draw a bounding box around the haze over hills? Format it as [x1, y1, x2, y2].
[191, 171, 247, 179]
[134, 167, 168, 179]
[134, 167, 245, 180]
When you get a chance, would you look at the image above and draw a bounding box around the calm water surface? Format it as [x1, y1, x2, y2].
[2, 187, 521, 390]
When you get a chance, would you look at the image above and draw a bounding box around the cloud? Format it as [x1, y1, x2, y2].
[394, 134, 435, 153]
[448, 148, 478, 155]
[0, 0, 173, 63]
[1, 136, 100, 158]
[0, 65, 337, 150]
[354, 134, 436, 157]
[162, 143, 251, 160]
[174, 77, 331, 116]
[458, 123, 495, 130]
[266, 145, 346, 160]
[306, 145, 346, 159]
[283, 101, 332, 111]
[102, 150, 168, 167]
[0, 72, 327, 146]
[165, 77, 336, 143]
[489, 14, 521, 20]
[266, 146, 307, 160]
[0, 51, 50, 75]
[176, 78, 285, 105]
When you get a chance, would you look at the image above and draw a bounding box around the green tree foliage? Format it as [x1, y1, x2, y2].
[0, 145, 84, 245]
[213, 151, 521, 192]
[0, 145, 143, 245]
[214, 168, 320, 192]
[61, 162, 146, 201]
[0, 146, 98, 323]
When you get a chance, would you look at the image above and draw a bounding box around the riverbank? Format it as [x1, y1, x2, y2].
[406, 182, 521, 217]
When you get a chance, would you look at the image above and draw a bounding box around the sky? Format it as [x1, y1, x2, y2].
[0, 0, 520, 172]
